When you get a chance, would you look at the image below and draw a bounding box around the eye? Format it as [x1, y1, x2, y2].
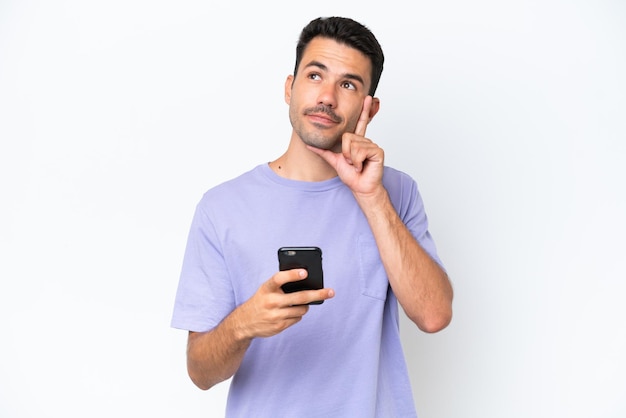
[308, 73, 321, 81]
[341, 81, 356, 90]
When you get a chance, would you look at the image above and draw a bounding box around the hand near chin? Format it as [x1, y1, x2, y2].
[307, 96, 384, 198]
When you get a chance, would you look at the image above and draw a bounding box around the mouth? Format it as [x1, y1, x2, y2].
[307, 114, 339, 127]
[304, 105, 341, 125]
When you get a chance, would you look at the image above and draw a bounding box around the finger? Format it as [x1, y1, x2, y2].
[341, 134, 354, 166]
[282, 304, 309, 319]
[307, 144, 341, 168]
[354, 95, 372, 137]
[344, 136, 377, 172]
[266, 269, 307, 291]
[285, 288, 335, 306]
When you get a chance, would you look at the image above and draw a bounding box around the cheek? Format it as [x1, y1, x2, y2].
[345, 108, 362, 131]
[286, 86, 306, 109]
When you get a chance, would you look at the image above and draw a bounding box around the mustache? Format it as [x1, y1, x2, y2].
[303, 105, 342, 123]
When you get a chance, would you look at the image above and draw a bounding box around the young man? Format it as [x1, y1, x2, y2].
[171, 16, 453, 417]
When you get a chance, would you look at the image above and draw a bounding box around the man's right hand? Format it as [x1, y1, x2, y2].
[235, 269, 335, 339]
[186, 269, 334, 390]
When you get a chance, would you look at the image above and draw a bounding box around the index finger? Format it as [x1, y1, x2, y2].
[354, 95, 372, 137]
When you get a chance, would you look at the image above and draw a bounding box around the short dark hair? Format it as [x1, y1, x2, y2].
[294, 17, 385, 96]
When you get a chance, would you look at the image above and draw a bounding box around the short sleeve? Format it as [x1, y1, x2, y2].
[170, 199, 236, 332]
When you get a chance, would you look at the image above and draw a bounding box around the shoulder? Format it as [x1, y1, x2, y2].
[199, 164, 265, 201]
[382, 166, 419, 197]
[382, 166, 427, 219]
[382, 166, 414, 182]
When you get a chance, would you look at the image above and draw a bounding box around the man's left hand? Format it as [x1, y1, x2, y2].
[307, 95, 384, 197]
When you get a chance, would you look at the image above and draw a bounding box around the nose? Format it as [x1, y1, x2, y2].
[316, 82, 337, 108]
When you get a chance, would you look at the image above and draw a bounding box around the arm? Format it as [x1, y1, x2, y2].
[186, 269, 335, 390]
[186, 310, 251, 391]
[308, 96, 453, 332]
[353, 186, 453, 332]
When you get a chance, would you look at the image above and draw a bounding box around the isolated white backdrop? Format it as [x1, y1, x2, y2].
[1, 1, 625, 417]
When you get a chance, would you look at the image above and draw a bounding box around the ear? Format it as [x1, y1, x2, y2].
[284, 75, 294, 105]
[368, 97, 381, 122]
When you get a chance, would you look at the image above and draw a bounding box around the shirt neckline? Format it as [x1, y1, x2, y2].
[258, 163, 344, 192]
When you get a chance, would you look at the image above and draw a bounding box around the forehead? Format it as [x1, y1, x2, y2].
[300, 37, 372, 83]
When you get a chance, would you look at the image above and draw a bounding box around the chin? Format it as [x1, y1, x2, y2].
[302, 136, 339, 151]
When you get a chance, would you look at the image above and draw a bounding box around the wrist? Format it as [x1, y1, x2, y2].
[227, 305, 255, 344]
[353, 185, 389, 209]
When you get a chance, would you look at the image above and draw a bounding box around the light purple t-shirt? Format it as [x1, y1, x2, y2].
[171, 163, 443, 418]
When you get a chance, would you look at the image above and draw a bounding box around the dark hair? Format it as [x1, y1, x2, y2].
[294, 17, 385, 96]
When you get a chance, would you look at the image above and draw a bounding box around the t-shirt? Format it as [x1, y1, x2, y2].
[171, 163, 443, 418]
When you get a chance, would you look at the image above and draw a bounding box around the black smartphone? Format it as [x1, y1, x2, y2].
[278, 246, 324, 305]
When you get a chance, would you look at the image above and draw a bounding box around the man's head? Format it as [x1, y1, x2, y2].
[294, 17, 384, 97]
[285, 17, 384, 152]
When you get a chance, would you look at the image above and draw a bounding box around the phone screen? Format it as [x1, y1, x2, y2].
[278, 246, 324, 304]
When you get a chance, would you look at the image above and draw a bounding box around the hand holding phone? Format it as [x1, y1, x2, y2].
[278, 247, 324, 305]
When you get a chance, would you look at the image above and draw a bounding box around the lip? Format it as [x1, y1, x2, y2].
[307, 113, 339, 127]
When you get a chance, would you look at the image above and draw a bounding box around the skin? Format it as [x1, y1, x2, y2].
[186, 37, 453, 391]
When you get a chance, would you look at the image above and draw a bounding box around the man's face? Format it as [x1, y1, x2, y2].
[285, 37, 373, 152]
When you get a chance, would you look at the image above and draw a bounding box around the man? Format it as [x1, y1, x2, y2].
[171, 16, 453, 417]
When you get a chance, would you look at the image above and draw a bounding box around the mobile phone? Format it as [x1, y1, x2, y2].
[278, 246, 324, 305]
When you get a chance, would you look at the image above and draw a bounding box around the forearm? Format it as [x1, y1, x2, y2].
[185, 269, 326, 390]
[355, 187, 453, 332]
[187, 309, 252, 390]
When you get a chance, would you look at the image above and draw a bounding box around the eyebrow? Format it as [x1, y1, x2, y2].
[304, 60, 365, 87]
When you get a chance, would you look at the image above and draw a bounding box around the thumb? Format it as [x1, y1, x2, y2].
[306, 145, 340, 167]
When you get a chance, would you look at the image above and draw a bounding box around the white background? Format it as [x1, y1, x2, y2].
[1, 1, 625, 417]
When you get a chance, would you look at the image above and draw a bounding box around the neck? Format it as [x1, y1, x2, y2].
[269, 133, 337, 182]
